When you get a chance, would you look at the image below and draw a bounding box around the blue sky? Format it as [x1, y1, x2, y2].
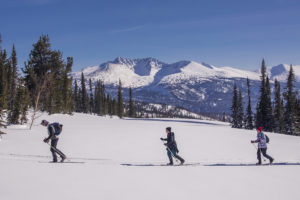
[0, 0, 300, 71]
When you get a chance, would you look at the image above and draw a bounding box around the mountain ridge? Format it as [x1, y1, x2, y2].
[71, 57, 300, 114]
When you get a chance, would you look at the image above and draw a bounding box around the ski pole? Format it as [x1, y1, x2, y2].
[252, 143, 266, 162]
[46, 142, 70, 162]
[161, 140, 180, 163]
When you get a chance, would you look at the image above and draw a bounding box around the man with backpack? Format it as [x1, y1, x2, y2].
[160, 127, 185, 165]
[41, 120, 66, 163]
[251, 127, 274, 165]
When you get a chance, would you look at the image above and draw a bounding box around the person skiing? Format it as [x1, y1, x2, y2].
[41, 120, 66, 163]
[160, 127, 185, 165]
[251, 127, 274, 165]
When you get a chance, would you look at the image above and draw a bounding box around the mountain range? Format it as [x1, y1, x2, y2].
[72, 57, 300, 114]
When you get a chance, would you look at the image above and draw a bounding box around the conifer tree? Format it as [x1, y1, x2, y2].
[256, 59, 266, 128]
[80, 72, 89, 113]
[61, 57, 73, 114]
[117, 79, 124, 118]
[23, 35, 55, 129]
[256, 59, 274, 131]
[7, 45, 18, 123]
[112, 99, 117, 116]
[245, 78, 253, 129]
[10, 83, 22, 124]
[73, 80, 79, 112]
[231, 83, 239, 128]
[0, 50, 8, 111]
[283, 65, 300, 135]
[128, 87, 136, 118]
[264, 76, 274, 131]
[0, 38, 8, 132]
[273, 79, 284, 133]
[237, 89, 244, 128]
[89, 78, 94, 113]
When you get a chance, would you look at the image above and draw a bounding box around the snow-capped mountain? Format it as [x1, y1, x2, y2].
[72, 57, 300, 114]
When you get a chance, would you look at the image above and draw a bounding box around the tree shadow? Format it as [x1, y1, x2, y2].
[124, 118, 226, 126]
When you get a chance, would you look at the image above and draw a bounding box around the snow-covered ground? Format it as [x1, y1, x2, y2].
[1, 113, 300, 200]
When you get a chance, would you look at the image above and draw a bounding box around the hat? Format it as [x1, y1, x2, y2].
[166, 127, 171, 132]
[257, 127, 263, 132]
[41, 120, 49, 126]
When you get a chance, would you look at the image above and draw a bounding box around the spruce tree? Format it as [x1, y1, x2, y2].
[256, 59, 266, 128]
[74, 80, 80, 112]
[112, 99, 117, 116]
[80, 72, 89, 113]
[0, 50, 8, 111]
[128, 87, 136, 118]
[264, 76, 274, 131]
[231, 83, 239, 128]
[283, 65, 300, 135]
[245, 78, 253, 129]
[23, 35, 54, 129]
[10, 84, 22, 124]
[274, 79, 284, 133]
[117, 79, 124, 118]
[256, 59, 274, 131]
[89, 78, 94, 113]
[62, 57, 73, 114]
[7, 45, 18, 122]
[0, 38, 7, 132]
[237, 89, 244, 128]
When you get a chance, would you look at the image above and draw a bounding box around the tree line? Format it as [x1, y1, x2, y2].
[231, 59, 300, 136]
[73, 75, 136, 118]
[0, 34, 137, 131]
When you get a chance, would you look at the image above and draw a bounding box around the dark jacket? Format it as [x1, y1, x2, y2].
[162, 132, 179, 152]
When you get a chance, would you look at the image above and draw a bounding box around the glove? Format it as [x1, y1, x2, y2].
[164, 143, 167, 146]
[43, 138, 49, 143]
[251, 141, 254, 143]
[160, 138, 164, 141]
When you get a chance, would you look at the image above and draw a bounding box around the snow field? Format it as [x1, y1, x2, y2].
[1, 113, 300, 200]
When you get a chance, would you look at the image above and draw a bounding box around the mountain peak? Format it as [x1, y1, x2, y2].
[113, 57, 135, 65]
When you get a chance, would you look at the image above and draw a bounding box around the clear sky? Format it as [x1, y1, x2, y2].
[0, 0, 300, 71]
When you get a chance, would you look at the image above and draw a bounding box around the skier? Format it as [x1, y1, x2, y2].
[251, 127, 274, 165]
[160, 127, 185, 165]
[41, 120, 66, 162]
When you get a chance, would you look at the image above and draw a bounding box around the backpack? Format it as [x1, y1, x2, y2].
[52, 123, 63, 136]
[265, 134, 270, 143]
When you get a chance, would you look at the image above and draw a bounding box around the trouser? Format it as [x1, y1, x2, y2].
[257, 148, 273, 163]
[50, 139, 66, 162]
[167, 148, 185, 164]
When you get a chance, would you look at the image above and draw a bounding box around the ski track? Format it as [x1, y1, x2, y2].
[1, 153, 300, 167]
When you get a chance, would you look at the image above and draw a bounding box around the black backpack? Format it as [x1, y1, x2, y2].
[265, 134, 270, 143]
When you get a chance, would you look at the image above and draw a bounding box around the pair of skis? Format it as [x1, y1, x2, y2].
[161, 140, 183, 165]
[45, 142, 84, 164]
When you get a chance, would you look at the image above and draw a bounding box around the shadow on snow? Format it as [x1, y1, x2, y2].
[121, 162, 300, 167]
[124, 118, 226, 126]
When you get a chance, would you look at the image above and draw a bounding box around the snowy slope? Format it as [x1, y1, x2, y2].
[72, 58, 300, 114]
[73, 57, 165, 87]
[1, 113, 300, 200]
[268, 64, 300, 82]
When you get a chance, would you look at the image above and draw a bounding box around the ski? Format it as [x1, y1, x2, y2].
[38, 161, 85, 164]
[121, 162, 201, 167]
[204, 162, 300, 167]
